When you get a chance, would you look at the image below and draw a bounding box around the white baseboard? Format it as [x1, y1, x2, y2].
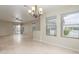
[34, 39, 79, 53]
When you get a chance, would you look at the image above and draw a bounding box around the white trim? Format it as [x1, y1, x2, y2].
[34, 39, 79, 53]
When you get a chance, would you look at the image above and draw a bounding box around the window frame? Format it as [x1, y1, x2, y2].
[46, 16, 57, 36]
[61, 11, 79, 39]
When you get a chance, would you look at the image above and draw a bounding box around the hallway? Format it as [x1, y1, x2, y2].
[0, 35, 78, 54]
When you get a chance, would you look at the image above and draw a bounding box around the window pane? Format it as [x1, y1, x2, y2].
[62, 12, 79, 38]
[46, 16, 56, 36]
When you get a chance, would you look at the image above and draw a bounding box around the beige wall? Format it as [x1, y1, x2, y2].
[23, 23, 33, 39]
[0, 21, 14, 37]
[33, 5, 79, 52]
[23, 23, 32, 34]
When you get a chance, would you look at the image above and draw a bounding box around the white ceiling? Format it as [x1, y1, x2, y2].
[0, 5, 64, 23]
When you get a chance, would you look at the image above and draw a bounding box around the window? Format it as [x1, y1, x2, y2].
[62, 11, 79, 39]
[13, 24, 22, 34]
[46, 16, 56, 36]
[15, 24, 21, 34]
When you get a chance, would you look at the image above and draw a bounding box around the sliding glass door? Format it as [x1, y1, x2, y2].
[13, 24, 24, 34]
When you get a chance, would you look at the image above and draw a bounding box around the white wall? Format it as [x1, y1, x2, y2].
[0, 21, 13, 37]
[23, 23, 33, 39]
[23, 23, 32, 34]
[33, 5, 79, 52]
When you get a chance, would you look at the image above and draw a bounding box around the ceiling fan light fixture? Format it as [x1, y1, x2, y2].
[32, 6, 35, 11]
[28, 10, 32, 13]
[27, 5, 43, 18]
[39, 8, 43, 12]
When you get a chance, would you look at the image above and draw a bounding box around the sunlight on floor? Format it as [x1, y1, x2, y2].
[13, 34, 23, 43]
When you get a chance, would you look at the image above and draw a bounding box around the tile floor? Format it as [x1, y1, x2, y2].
[0, 34, 78, 54]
